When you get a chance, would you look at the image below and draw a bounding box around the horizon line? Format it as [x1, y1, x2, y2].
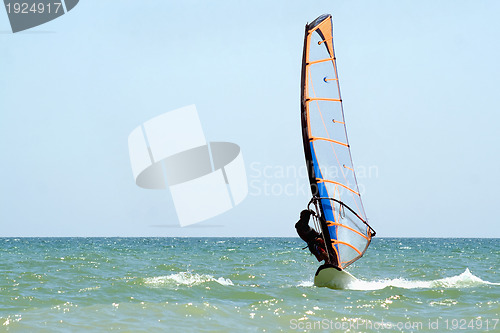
[1, 236, 498, 239]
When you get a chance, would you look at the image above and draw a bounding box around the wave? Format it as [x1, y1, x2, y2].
[297, 268, 499, 290]
[143, 272, 234, 287]
[348, 268, 500, 291]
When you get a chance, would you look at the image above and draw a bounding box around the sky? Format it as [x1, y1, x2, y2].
[1, 0, 499, 237]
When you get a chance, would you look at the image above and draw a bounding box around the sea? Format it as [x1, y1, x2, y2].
[0, 238, 498, 332]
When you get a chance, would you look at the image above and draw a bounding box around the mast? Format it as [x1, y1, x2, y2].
[300, 18, 336, 265]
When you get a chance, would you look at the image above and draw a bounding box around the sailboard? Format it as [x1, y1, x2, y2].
[300, 14, 376, 288]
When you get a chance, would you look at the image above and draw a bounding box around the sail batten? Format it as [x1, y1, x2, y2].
[309, 137, 349, 147]
[301, 14, 375, 270]
[305, 98, 342, 102]
[307, 57, 336, 65]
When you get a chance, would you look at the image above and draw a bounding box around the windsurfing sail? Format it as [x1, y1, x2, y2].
[301, 14, 375, 270]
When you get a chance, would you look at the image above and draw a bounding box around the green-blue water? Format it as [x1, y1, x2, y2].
[1, 238, 499, 332]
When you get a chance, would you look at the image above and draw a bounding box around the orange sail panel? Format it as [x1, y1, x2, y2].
[300, 14, 375, 269]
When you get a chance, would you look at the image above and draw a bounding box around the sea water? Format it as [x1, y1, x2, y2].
[0, 238, 498, 332]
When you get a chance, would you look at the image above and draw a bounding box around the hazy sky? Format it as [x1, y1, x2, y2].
[1, 0, 499, 237]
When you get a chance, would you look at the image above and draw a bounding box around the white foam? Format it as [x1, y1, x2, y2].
[144, 272, 233, 287]
[347, 268, 499, 291]
[297, 280, 314, 287]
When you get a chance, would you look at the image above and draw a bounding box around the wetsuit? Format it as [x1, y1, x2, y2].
[295, 210, 327, 262]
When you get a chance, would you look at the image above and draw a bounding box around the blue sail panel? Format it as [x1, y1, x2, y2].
[311, 142, 339, 261]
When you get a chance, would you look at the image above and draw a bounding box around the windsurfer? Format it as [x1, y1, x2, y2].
[295, 209, 333, 265]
